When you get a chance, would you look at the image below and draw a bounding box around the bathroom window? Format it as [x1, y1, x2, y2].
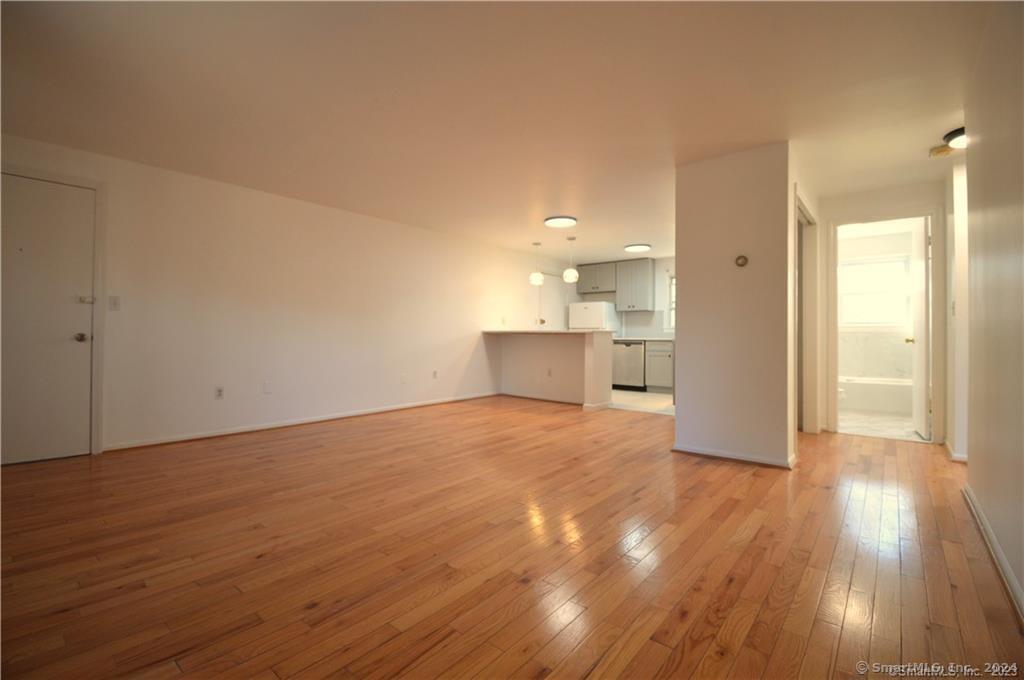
[667, 275, 676, 329]
[838, 256, 911, 327]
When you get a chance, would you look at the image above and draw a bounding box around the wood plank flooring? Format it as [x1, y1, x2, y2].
[2, 396, 1022, 678]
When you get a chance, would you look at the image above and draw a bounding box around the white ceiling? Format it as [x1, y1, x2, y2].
[2, 2, 982, 262]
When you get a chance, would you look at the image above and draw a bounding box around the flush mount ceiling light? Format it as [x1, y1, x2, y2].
[529, 242, 544, 286]
[624, 243, 651, 253]
[544, 216, 577, 229]
[562, 236, 579, 283]
[943, 127, 967, 150]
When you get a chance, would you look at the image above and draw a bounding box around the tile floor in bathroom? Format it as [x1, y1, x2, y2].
[837, 409, 925, 441]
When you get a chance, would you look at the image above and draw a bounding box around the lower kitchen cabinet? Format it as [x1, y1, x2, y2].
[645, 341, 674, 388]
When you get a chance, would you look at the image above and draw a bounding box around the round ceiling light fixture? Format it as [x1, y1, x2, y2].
[943, 127, 967, 150]
[624, 243, 652, 253]
[544, 216, 577, 229]
[562, 236, 579, 283]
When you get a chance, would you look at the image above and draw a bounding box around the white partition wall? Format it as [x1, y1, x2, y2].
[963, 4, 1024, 618]
[674, 142, 796, 468]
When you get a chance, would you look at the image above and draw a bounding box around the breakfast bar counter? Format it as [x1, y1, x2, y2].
[482, 330, 613, 410]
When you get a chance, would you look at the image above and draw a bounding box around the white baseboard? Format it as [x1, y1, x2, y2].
[945, 441, 968, 462]
[103, 392, 499, 452]
[962, 485, 1024, 624]
[672, 443, 793, 469]
[583, 401, 611, 411]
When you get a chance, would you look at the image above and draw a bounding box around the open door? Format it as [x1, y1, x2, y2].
[910, 218, 931, 440]
[835, 216, 931, 442]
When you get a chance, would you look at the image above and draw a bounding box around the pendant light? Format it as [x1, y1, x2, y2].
[529, 242, 544, 286]
[562, 236, 579, 283]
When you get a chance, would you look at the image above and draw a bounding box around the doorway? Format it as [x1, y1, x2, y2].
[835, 217, 930, 441]
[2, 172, 100, 463]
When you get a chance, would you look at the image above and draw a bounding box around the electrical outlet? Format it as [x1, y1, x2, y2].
[262, 381, 272, 395]
[400, 373, 407, 385]
[108, 295, 121, 312]
[214, 386, 224, 400]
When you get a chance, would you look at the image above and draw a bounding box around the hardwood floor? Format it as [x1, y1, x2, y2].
[2, 396, 1021, 679]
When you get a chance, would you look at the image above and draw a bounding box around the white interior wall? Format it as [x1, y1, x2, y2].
[675, 142, 794, 467]
[817, 181, 948, 441]
[963, 4, 1024, 616]
[946, 162, 970, 461]
[2, 135, 572, 450]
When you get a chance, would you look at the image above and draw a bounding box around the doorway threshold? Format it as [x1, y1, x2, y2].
[837, 410, 926, 442]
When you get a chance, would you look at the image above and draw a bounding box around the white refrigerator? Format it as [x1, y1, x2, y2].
[568, 302, 620, 331]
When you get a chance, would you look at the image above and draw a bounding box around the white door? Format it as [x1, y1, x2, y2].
[910, 218, 931, 440]
[2, 173, 96, 463]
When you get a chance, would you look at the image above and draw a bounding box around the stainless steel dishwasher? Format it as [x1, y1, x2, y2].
[612, 341, 645, 389]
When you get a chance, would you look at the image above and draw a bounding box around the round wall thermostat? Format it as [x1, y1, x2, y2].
[735, 255, 749, 267]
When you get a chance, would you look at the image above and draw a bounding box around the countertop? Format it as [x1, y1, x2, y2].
[482, 329, 614, 334]
[614, 337, 675, 342]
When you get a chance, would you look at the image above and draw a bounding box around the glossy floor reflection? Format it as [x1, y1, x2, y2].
[2, 396, 1020, 678]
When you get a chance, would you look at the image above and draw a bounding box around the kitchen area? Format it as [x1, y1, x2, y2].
[568, 255, 675, 415]
[484, 252, 675, 416]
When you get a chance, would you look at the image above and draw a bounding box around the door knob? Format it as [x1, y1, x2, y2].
[73, 332, 89, 342]
[904, 337, 915, 344]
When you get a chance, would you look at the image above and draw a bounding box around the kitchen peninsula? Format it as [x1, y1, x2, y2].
[482, 330, 612, 410]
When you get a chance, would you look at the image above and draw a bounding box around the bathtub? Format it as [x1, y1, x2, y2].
[838, 376, 912, 415]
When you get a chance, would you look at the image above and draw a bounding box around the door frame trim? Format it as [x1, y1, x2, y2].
[824, 208, 946, 442]
[3, 165, 107, 455]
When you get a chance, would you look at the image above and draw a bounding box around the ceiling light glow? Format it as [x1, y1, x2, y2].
[944, 127, 967, 150]
[544, 216, 577, 228]
[624, 243, 651, 253]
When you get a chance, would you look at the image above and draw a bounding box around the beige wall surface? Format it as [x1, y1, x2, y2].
[964, 5, 1024, 610]
[675, 142, 793, 468]
[3, 135, 570, 450]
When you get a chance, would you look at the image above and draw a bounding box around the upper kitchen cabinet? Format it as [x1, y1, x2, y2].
[615, 258, 655, 311]
[576, 262, 616, 294]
